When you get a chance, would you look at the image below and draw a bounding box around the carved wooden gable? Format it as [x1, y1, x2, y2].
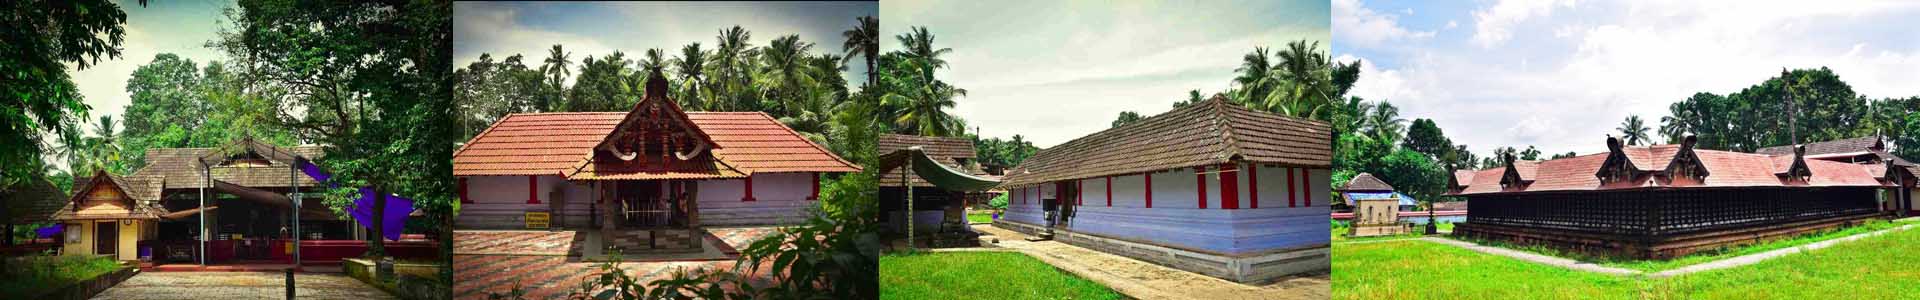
[1594, 136, 1641, 185]
[1662, 135, 1711, 186]
[593, 70, 718, 172]
[1777, 145, 1813, 183]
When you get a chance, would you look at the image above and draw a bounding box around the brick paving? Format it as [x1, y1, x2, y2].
[452, 227, 782, 300]
[91, 271, 394, 300]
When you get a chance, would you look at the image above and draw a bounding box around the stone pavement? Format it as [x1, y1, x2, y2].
[971, 224, 1328, 300]
[91, 271, 394, 300]
[451, 226, 782, 299]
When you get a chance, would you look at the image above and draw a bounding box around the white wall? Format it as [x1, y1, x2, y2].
[998, 164, 1333, 255]
[697, 172, 818, 226]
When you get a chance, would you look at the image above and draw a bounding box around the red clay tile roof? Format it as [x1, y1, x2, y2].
[878, 134, 979, 187]
[1000, 97, 1331, 188]
[454, 112, 858, 177]
[1339, 173, 1395, 192]
[1755, 136, 1883, 156]
[1456, 145, 1886, 195]
[1450, 170, 1476, 188]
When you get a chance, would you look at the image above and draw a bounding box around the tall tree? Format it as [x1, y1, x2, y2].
[761, 35, 816, 116]
[841, 15, 879, 87]
[1403, 118, 1452, 159]
[541, 44, 573, 112]
[1618, 115, 1651, 145]
[895, 27, 952, 82]
[2, 0, 134, 186]
[672, 43, 709, 110]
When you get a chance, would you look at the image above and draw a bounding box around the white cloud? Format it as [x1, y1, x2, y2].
[453, 5, 616, 86]
[1445, 20, 1459, 29]
[1334, 0, 1436, 49]
[1470, 0, 1573, 48]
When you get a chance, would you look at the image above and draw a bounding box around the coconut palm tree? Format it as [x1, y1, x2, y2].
[895, 27, 952, 81]
[85, 115, 121, 173]
[672, 43, 709, 110]
[1233, 47, 1273, 105]
[841, 15, 879, 87]
[712, 26, 754, 111]
[884, 80, 966, 137]
[761, 35, 815, 116]
[1619, 115, 1651, 145]
[542, 44, 572, 111]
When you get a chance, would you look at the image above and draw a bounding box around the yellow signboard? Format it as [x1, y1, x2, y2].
[526, 212, 551, 229]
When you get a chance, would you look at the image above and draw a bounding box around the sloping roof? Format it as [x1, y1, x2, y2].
[1339, 173, 1395, 192]
[1756, 136, 1882, 156]
[878, 134, 979, 187]
[2, 178, 68, 224]
[1456, 144, 1886, 195]
[131, 144, 326, 190]
[52, 171, 159, 221]
[454, 112, 860, 177]
[1450, 170, 1476, 188]
[1000, 97, 1331, 188]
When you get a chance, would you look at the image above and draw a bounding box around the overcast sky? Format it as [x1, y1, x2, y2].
[454, 1, 876, 88]
[1334, 0, 1920, 156]
[883, 0, 1332, 148]
[67, 0, 233, 134]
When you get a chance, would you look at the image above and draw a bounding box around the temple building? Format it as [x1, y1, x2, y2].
[1755, 136, 1920, 215]
[1451, 135, 1906, 259]
[452, 70, 860, 254]
[878, 134, 987, 235]
[53, 170, 160, 261]
[995, 97, 1331, 283]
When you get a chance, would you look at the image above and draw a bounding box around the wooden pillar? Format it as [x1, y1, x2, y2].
[808, 172, 819, 201]
[526, 176, 540, 204]
[1105, 176, 1113, 207]
[1286, 168, 1297, 208]
[741, 175, 756, 202]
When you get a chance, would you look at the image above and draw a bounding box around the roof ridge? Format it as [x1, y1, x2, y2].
[1209, 97, 1242, 163]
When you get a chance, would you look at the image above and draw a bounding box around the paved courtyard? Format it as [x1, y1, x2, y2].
[91, 271, 395, 300]
[452, 226, 781, 299]
[971, 224, 1330, 300]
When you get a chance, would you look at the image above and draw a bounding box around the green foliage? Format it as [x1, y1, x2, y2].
[0, 255, 125, 297]
[1617, 115, 1651, 146]
[1223, 41, 1363, 120]
[877, 27, 968, 137]
[1, 0, 130, 187]
[1402, 118, 1451, 159]
[987, 193, 1009, 210]
[1659, 67, 1894, 152]
[880, 252, 1122, 300]
[971, 134, 1040, 169]
[1111, 111, 1144, 128]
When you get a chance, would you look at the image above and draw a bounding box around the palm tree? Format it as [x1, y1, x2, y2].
[1365, 102, 1407, 143]
[761, 35, 815, 116]
[1267, 41, 1336, 120]
[841, 15, 879, 87]
[672, 43, 709, 110]
[713, 26, 754, 111]
[541, 45, 573, 112]
[85, 115, 120, 173]
[884, 81, 966, 137]
[1619, 115, 1651, 145]
[895, 27, 953, 81]
[1233, 47, 1273, 105]
[55, 120, 87, 174]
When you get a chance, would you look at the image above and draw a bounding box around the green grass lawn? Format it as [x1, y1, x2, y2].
[1334, 220, 1920, 300]
[0, 255, 125, 297]
[966, 211, 994, 224]
[881, 251, 1122, 300]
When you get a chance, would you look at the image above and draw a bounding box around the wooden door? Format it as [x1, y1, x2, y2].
[96, 221, 117, 256]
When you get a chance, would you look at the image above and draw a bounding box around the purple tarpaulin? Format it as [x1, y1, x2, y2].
[35, 224, 62, 239]
[296, 158, 337, 188]
[349, 187, 413, 241]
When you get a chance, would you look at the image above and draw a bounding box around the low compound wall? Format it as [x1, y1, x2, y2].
[996, 220, 1328, 283]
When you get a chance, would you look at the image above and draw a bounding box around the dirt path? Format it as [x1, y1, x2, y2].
[972, 225, 1328, 300]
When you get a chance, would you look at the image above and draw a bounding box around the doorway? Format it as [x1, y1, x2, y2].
[95, 221, 117, 256]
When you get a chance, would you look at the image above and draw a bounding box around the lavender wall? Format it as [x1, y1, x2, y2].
[1000, 163, 1331, 255]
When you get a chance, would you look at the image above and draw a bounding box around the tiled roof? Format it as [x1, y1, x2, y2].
[1001, 97, 1331, 187]
[1450, 170, 1476, 188]
[1339, 173, 1395, 192]
[878, 134, 979, 187]
[2, 178, 68, 224]
[454, 113, 859, 177]
[1755, 136, 1882, 156]
[52, 171, 159, 221]
[130, 144, 326, 190]
[1456, 144, 1885, 195]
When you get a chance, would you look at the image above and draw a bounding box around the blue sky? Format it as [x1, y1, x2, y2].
[1334, 0, 1920, 156]
[884, 0, 1331, 147]
[454, 1, 877, 88]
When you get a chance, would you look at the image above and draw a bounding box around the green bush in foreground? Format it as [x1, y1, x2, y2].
[0, 255, 124, 297]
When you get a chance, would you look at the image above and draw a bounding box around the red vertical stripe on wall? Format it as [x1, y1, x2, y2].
[1196, 167, 1208, 209]
[526, 176, 540, 204]
[741, 174, 757, 201]
[1078, 180, 1085, 206]
[1144, 172, 1154, 208]
[1286, 168, 1297, 207]
[459, 178, 471, 204]
[1302, 168, 1312, 207]
[1105, 176, 1113, 207]
[1219, 164, 1239, 209]
[1248, 165, 1260, 209]
[808, 172, 819, 200]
